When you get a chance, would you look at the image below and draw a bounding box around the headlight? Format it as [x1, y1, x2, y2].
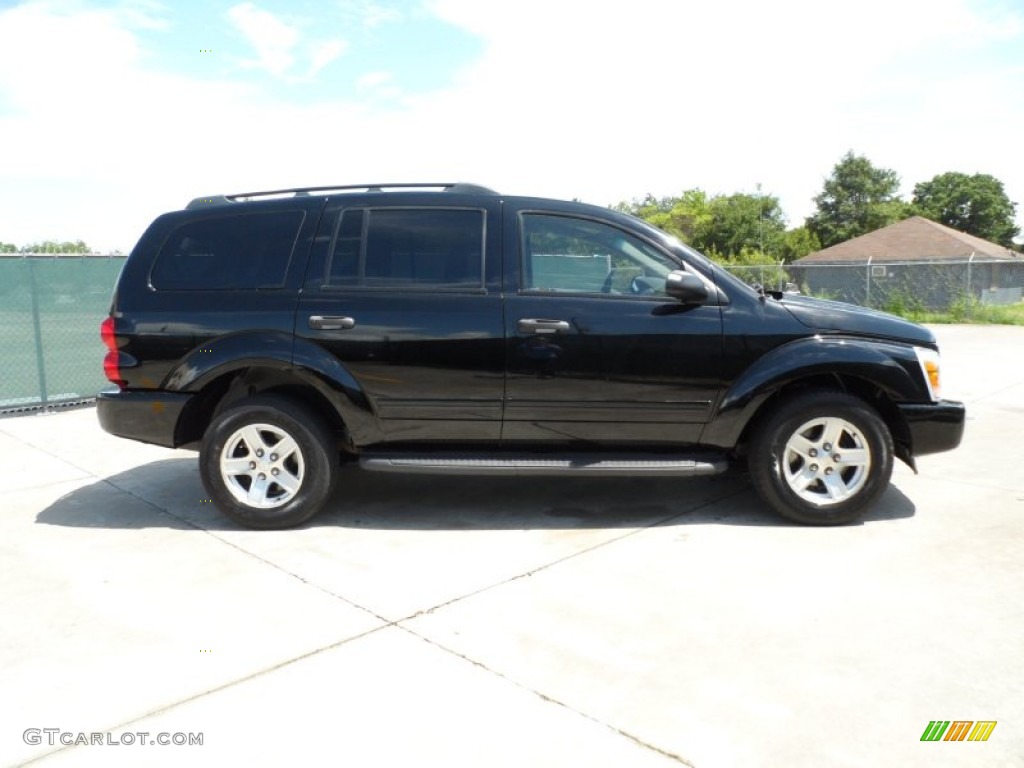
[914, 346, 941, 401]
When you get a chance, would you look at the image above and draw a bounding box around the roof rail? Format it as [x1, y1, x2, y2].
[186, 182, 498, 209]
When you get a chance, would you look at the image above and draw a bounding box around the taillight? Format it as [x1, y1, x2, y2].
[101, 316, 127, 388]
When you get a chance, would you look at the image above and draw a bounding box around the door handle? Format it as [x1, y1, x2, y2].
[517, 318, 571, 334]
[308, 315, 355, 331]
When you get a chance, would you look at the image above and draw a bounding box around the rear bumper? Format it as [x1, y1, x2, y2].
[96, 388, 192, 448]
[897, 399, 966, 457]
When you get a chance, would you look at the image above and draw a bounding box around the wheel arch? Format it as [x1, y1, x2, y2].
[703, 337, 923, 469]
[731, 374, 914, 470]
[166, 332, 380, 449]
[173, 365, 378, 450]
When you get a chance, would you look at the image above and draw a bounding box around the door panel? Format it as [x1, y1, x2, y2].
[296, 199, 504, 444]
[504, 295, 722, 443]
[503, 208, 723, 445]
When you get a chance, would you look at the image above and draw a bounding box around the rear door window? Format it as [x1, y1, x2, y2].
[326, 208, 484, 290]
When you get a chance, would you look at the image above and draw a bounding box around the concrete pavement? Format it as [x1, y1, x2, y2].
[1, 325, 1021, 767]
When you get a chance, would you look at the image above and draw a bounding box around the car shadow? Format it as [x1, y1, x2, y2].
[36, 457, 917, 532]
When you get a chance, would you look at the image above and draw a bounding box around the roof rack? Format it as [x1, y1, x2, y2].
[186, 183, 498, 210]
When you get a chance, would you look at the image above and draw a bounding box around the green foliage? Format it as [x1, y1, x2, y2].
[966, 302, 1024, 325]
[616, 189, 713, 245]
[20, 240, 92, 254]
[912, 172, 1020, 246]
[0, 241, 17, 253]
[947, 294, 974, 322]
[804, 287, 839, 301]
[710, 247, 774, 267]
[883, 297, 1024, 326]
[709, 247, 791, 290]
[779, 226, 820, 262]
[701, 192, 786, 256]
[806, 151, 912, 247]
[616, 188, 786, 258]
[880, 288, 925, 318]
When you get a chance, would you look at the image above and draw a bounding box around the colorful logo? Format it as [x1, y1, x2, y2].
[921, 721, 997, 742]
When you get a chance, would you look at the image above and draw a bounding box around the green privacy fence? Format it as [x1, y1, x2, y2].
[0, 255, 126, 413]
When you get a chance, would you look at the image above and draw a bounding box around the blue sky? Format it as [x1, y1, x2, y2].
[132, 1, 480, 101]
[0, 0, 1022, 251]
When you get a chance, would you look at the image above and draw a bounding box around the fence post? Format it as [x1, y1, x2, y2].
[966, 252, 974, 320]
[27, 257, 49, 406]
[865, 256, 872, 307]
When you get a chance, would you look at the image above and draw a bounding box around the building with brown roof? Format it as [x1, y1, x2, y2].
[796, 216, 1020, 264]
[790, 216, 1022, 309]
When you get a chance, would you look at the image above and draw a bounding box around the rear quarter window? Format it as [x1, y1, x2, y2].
[150, 210, 304, 291]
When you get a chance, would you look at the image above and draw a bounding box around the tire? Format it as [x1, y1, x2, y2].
[749, 390, 893, 525]
[199, 395, 338, 529]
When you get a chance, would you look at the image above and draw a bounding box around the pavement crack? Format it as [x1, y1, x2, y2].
[13, 624, 393, 767]
[83, 472, 393, 626]
[396, 485, 750, 624]
[401, 625, 696, 767]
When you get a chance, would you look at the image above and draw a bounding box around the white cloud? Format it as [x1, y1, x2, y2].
[0, 2, 142, 117]
[363, 4, 403, 28]
[0, 0, 1022, 251]
[227, 2, 300, 76]
[423, 0, 1024, 220]
[307, 39, 348, 77]
[112, 0, 170, 31]
[339, 1, 404, 29]
[226, 4, 347, 80]
[355, 70, 392, 91]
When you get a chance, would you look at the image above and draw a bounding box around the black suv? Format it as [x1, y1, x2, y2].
[98, 183, 965, 528]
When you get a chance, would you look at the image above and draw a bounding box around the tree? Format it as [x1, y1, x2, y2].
[779, 226, 821, 262]
[616, 189, 713, 245]
[0, 241, 16, 253]
[616, 188, 786, 259]
[912, 172, 1019, 246]
[806, 151, 911, 247]
[701, 191, 786, 257]
[19, 240, 92, 254]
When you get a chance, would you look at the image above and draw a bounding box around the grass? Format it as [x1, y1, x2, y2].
[801, 285, 1024, 326]
[885, 300, 1024, 326]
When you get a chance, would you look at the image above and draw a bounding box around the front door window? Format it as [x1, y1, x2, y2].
[521, 214, 680, 297]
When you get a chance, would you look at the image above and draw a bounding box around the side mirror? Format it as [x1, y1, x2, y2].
[665, 270, 709, 304]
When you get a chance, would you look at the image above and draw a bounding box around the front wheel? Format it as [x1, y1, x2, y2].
[199, 395, 337, 529]
[749, 391, 894, 525]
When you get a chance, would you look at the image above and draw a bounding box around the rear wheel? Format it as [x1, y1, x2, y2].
[749, 391, 893, 525]
[200, 395, 337, 529]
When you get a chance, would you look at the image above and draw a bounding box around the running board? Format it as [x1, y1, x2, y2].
[359, 453, 728, 477]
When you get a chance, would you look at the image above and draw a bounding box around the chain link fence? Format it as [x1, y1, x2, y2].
[1, 254, 125, 414]
[723, 258, 1024, 317]
[4, 252, 1021, 414]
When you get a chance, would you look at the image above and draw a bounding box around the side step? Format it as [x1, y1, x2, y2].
[359, 453, 728, 477]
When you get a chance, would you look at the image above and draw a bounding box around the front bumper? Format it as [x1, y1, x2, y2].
[897, 399, 966, 457]
[96, 388, 193, 448]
